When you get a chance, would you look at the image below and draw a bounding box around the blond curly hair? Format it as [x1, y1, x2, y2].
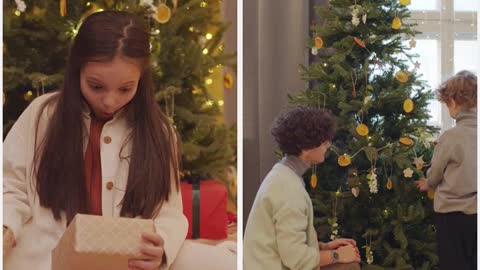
[436, 70, 477, 109]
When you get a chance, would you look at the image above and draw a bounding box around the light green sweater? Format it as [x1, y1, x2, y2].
[426, 110, 477, 214]
[244, 162, 320, 270]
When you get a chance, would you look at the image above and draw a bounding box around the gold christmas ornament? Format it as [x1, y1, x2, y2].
[392, 17, 402, 29]
[386, 178, 393, 190]
[395, 71, 409, 83]
[403, 98, 414, 113]
[314, 37, 324, 49]
[224, 72, 234, 89]
[310, 174, 318, 188]
[399, 137, 414, 146]
[156, 3, 172, 24]
[338, 154, 352, 167]
[400, 0, 411, 6]
[356, 124, 369, 136]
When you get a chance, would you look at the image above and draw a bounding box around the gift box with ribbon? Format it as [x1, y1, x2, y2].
[181, 178, 228, 239]
[51, 214, 154, 270]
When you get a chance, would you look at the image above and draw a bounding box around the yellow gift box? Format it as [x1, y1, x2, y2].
[52, 214, 154, 270]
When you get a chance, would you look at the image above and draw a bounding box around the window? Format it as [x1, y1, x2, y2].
[403, 40, 441, 126]
[406, 0, 478, 131]
[409, 0, 438, 11]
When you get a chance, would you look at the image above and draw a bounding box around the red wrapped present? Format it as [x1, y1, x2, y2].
[181, 179, 228, 239]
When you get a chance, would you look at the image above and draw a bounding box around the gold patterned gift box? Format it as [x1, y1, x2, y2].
[52, 214, 155, 270]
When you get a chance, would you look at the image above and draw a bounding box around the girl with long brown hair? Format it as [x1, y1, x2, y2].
[3, 10, 186, 270]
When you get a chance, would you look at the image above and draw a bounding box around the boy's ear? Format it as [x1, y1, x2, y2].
[299, 149, 310, 160]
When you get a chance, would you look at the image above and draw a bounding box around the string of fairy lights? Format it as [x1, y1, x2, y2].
[7, 0, 235, 112]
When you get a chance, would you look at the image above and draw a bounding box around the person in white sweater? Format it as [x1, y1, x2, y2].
[3, 11, 236, 270]
[416, 70, 477, 270]
[244, 107, 361, 270]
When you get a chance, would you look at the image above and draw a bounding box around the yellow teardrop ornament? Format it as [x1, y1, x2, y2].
[392, 17, 402, 29]
[386, 178, 393, 190]
[310, 174, 318, 188]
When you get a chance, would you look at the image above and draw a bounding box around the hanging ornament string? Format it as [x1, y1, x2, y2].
[317, 92, 326, 109]
[170, 92, 175, 120]
[356, 111, 369, 137]
[364, 59, 369, 89]
[364, 234, 374, 264]
[351, 70, 358, 98]
[163, 90, 175, 122]
[333, 193, 338, 217]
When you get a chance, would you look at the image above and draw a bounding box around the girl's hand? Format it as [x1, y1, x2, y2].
[337, 245, 361, 263]
[415, 178, 429, 192]
[128, 232, 165, 270]
[324, 238, 357, 250]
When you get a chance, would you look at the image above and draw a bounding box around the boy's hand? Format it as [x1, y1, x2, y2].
[336, 245, 361, 263]
[323, 238, 357, 250]
[415, 178, 429, 192]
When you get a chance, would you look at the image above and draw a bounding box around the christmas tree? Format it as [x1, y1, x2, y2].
[290, 0, 439, 268]
[3, 0, 237, 206]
